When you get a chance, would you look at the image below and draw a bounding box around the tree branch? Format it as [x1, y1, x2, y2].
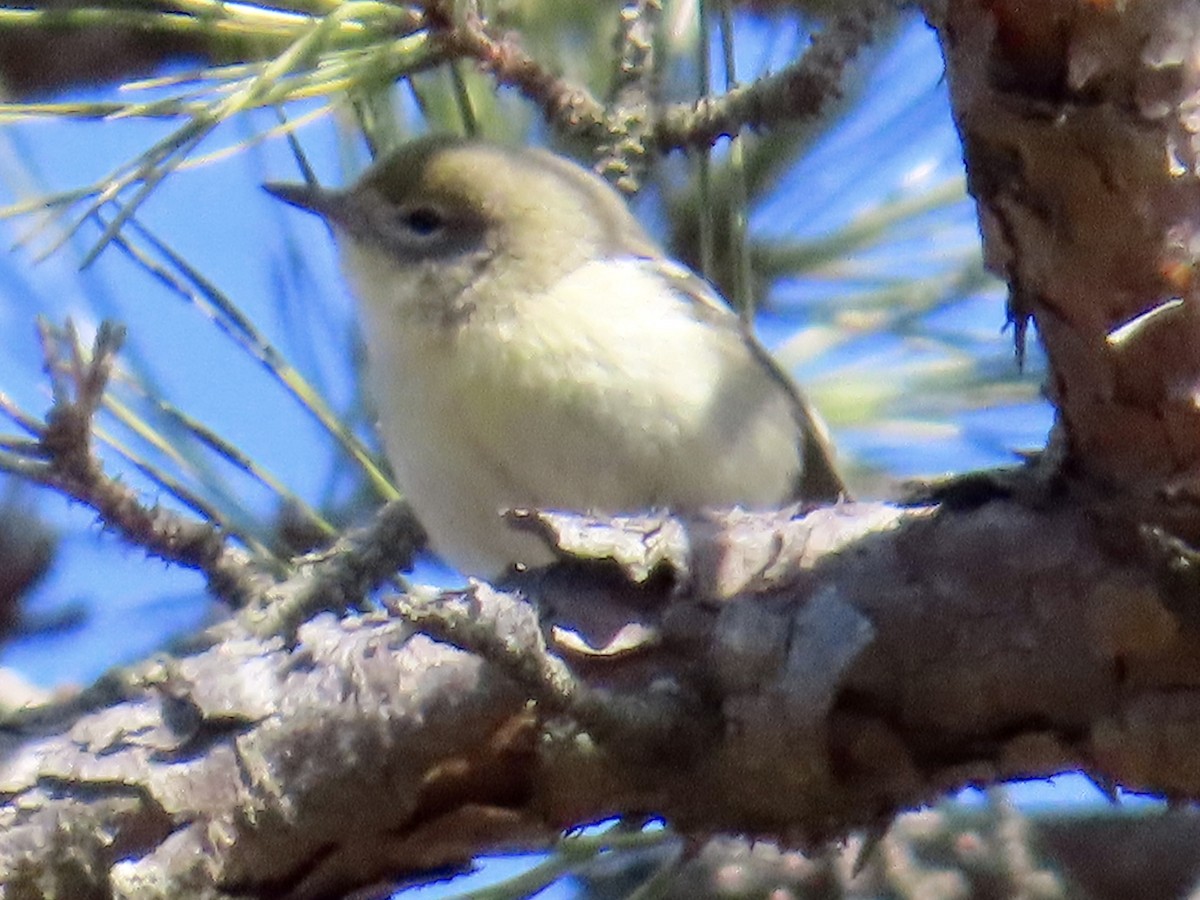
[0, 492, 1195, 897]
[0, 321, 425, 628]
[931, 0, 1200, 492]
[0, 320, 264, 606]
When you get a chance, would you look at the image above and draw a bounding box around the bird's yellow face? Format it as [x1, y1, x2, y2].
[281, 137, 661, 329]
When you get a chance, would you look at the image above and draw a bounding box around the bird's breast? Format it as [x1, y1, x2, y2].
[351, 256, 803, 575]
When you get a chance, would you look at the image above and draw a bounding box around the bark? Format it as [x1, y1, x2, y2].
[1, 497, 1199, 899]
[935, 0, 1200, 490]
[4, 1, 1200, 898]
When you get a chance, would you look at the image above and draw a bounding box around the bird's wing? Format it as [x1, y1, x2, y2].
[638, 257, 848, 504]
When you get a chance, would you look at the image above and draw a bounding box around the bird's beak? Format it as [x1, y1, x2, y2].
[262, 181, 347, 224]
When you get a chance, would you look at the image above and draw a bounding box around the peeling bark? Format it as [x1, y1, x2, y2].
[0, 496, 1196, 898]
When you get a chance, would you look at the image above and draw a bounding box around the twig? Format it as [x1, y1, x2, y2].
[430, 3, 607, 140]
[2, 320, 428, 632]
[0, 319, 266, 606]
[243, 499, 426, 638]
[385, 581, 715, 760]
[655, 2, 890, 151]
[596, 0, 662, 194]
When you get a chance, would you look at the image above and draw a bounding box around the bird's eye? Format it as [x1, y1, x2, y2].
[399, 207, 445, 237]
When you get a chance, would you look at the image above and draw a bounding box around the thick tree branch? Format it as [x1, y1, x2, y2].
[933, 0, 1200, 491]
[0, 493, 1196, 897]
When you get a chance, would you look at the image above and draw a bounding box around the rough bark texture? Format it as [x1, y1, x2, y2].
[4, 1, 1200, 897]
[0, 497, 1198, 898]
[938, 0, 1200, 490]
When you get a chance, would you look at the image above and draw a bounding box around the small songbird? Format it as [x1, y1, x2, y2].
[265, 135, 843, 578]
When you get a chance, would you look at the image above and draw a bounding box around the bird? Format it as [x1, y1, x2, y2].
[265, 135, 843, 578]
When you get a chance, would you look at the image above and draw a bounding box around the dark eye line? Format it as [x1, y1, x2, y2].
[399, 206, 445, 237]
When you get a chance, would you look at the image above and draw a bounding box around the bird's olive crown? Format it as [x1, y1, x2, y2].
[339, 135, 663, 293]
